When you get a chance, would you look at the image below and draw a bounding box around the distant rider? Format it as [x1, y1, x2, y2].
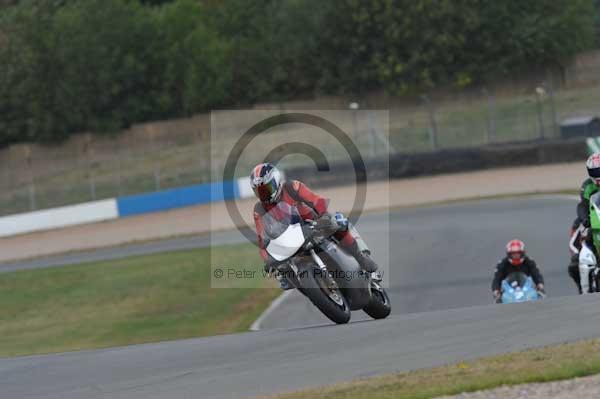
[492, 239, 545, 303]
[250, 163, 378, 289]
[572, 153, 600, 293]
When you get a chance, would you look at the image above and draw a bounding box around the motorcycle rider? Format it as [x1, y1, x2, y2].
[250, 163, 378, 289]
[574, 153, 600, 293]
[491, 239, 545, 303]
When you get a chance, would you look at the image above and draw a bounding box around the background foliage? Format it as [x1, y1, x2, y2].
[0, 0, 596, 146]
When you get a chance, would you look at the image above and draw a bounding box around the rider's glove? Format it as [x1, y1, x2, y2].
[583, 218, 591, 228]
[537, 283, 546, 297]
[493, 290, 501, 303]
[315, 212, 339, 234]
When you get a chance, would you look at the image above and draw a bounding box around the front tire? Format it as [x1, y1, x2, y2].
[299, 266, 351, 324]
[594, 269, 600, 293]
[363, 280, 391, 319]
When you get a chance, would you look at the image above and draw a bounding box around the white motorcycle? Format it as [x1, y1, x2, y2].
[262, 202, 391, 324]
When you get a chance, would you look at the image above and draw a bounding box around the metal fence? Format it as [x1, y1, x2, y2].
[387, 80, 567, 154]
[2, 76, 600, 217]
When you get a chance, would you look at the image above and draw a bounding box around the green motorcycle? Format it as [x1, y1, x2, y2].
[579, 192, 600, 293]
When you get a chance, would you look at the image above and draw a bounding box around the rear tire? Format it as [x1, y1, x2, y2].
[299, 266, 351, 324]
[363, 281, 391, 319]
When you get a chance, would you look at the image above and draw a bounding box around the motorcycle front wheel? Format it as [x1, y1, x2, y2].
[299, 266, 351, 324]
[594, 270, 600, 293]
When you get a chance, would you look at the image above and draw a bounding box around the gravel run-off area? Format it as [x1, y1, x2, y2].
[438, 373, 600, 399]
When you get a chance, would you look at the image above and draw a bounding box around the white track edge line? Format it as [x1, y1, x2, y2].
[250, 290, 294, 331]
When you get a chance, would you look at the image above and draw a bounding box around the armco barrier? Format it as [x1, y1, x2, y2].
[116, 181, 240, 217]
[0, 199, 118, 238]
[0, 137, 588, 238]
[0, 181, 244, 237]
[237, 177, 255, 199]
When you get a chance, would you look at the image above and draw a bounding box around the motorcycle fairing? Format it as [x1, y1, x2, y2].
[266, 223, 305, 261]
[501, 272, 539, 303]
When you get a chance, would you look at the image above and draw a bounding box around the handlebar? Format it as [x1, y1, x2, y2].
[300, 214, 339, 249]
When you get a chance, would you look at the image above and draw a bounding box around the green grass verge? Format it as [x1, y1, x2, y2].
[261, 339, 600, 399]
[0, 243, 279, 358]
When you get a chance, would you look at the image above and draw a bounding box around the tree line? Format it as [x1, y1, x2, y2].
[0, 0, 596, 146]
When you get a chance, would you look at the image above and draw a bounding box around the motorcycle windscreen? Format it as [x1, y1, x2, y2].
[260, 202, 305, 261]
[522, 276, 535, 291]
[266, 223, 305, 261]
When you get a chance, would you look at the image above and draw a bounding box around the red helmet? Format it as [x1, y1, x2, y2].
[506, 239, 526, 266]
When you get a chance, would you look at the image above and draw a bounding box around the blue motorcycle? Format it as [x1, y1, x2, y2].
[500, 272, 541, 304]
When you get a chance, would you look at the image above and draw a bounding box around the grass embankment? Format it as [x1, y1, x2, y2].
[263, 339, 600, 399]
[0, 243, 279, 358]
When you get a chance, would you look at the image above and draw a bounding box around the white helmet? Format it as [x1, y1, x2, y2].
[587, 153, 600, 185]
[249, 163, 283, 203]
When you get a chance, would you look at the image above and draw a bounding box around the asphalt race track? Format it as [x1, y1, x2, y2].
[3, 296, 600, 399]
[258, 196, 580, 328]
[4, 196, 600, 399]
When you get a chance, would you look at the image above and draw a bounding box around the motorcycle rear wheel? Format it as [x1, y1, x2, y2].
[594, 271, 600, 293]
[363, 280, 391, 319]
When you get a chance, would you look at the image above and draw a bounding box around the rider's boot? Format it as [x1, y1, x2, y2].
[348, 241, 379, 274]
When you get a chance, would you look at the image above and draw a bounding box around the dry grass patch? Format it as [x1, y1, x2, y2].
[260, 339, 600, 399]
